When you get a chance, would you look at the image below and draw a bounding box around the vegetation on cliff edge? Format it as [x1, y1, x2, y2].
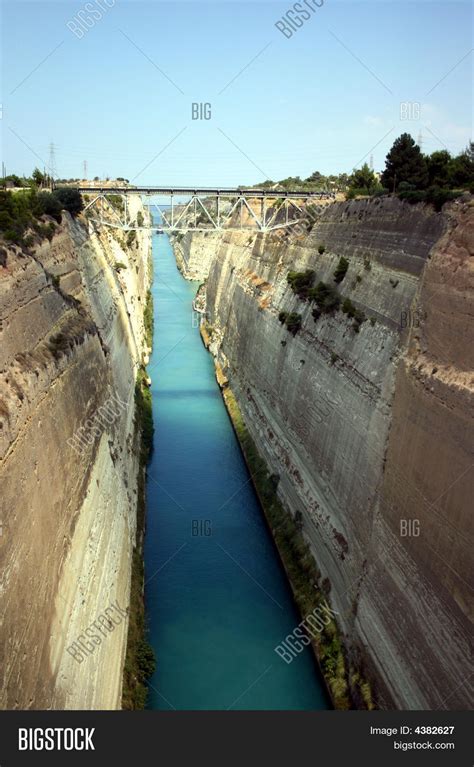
[144, 290, 154, 350]
[222, 387, 373, 709]
[333, 256, 349, 284]
[279, 311, 302, 335]
[0, 187, 83, 245]
[285, 269, 368, 333]
[121, 297, 155, 708]
[287, 269, 315, 299]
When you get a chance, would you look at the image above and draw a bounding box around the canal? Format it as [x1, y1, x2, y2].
[144, 224, 329, 710]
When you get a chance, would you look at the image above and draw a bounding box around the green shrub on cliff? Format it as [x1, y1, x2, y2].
[122, 364, 155, 710]
[107, 194, 124, 214]
[143, 290, 154, 349]
[122, 547, 155, 709]
[426, 186, 462, 210]
[122, 556, 150, 709]
[333, 256, 349, 284]
[286, 313, 302, 335]
[309, 282, 340, 313]
[0, 190, 37, 242]
[34, 221, 56, 241]
[278, 310, 303, 335]
[135, 368, 153, 456]
[287, 269, 315, 299]
[342, 298, 366, 331]
[135, 639, 156, 682]
[342, 297, 356, 316]
[398, 185, 462, 211]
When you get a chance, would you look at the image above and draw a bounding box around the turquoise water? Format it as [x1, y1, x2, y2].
[144, 227, 329, 710]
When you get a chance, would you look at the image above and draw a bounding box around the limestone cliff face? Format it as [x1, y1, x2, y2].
[0, 195, 151, 709]
[176, 195, 473, 709]
[174, 230, 224, 281]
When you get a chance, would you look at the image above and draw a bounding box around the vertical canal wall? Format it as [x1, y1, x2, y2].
[0, 195, 151, 708]
[172, 195, 474, 709]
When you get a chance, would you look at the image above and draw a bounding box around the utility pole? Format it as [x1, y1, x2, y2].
[83, 160, 88, 181]
[48, 142, 57, 189]
[369, 153, 374, 171]
[417, 130, 423, 153]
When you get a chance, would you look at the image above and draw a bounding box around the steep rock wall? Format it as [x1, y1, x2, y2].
[0, 195, 151, 709]
[176, 195, 473, 709]
[174, 230, 224, 280]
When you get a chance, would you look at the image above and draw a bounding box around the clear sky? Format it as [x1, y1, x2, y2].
[1, 0, 472, 184]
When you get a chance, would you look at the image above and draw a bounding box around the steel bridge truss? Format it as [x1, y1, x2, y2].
[81, 189, 331, 233]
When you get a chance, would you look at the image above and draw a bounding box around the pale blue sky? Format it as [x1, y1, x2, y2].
[1, 0, 472, 184]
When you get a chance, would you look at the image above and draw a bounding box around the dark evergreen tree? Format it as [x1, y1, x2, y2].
[35, 191, 62, 222]
[448, 142, 474, 187]
[32, 167, 46, 187]
[349, 163, 377, 192]
[305, 170, 324, 183]
[427, 150, 451, 187]
[381, 133, 428, 191]
[52, 188, 84, 217]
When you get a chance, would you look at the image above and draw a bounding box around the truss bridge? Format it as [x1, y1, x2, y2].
[77, 185, 334, 233]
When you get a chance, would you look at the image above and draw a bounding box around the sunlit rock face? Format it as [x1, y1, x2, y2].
[178, 195, 473, 710]
[0, 196, 151, 709]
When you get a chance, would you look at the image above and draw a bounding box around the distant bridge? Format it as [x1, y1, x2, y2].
[77, 186, 334, 233]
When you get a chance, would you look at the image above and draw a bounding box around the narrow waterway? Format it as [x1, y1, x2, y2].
[144, 225, 329, 710]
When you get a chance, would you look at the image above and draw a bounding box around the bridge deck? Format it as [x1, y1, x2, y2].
[76, 185, 332, 198]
